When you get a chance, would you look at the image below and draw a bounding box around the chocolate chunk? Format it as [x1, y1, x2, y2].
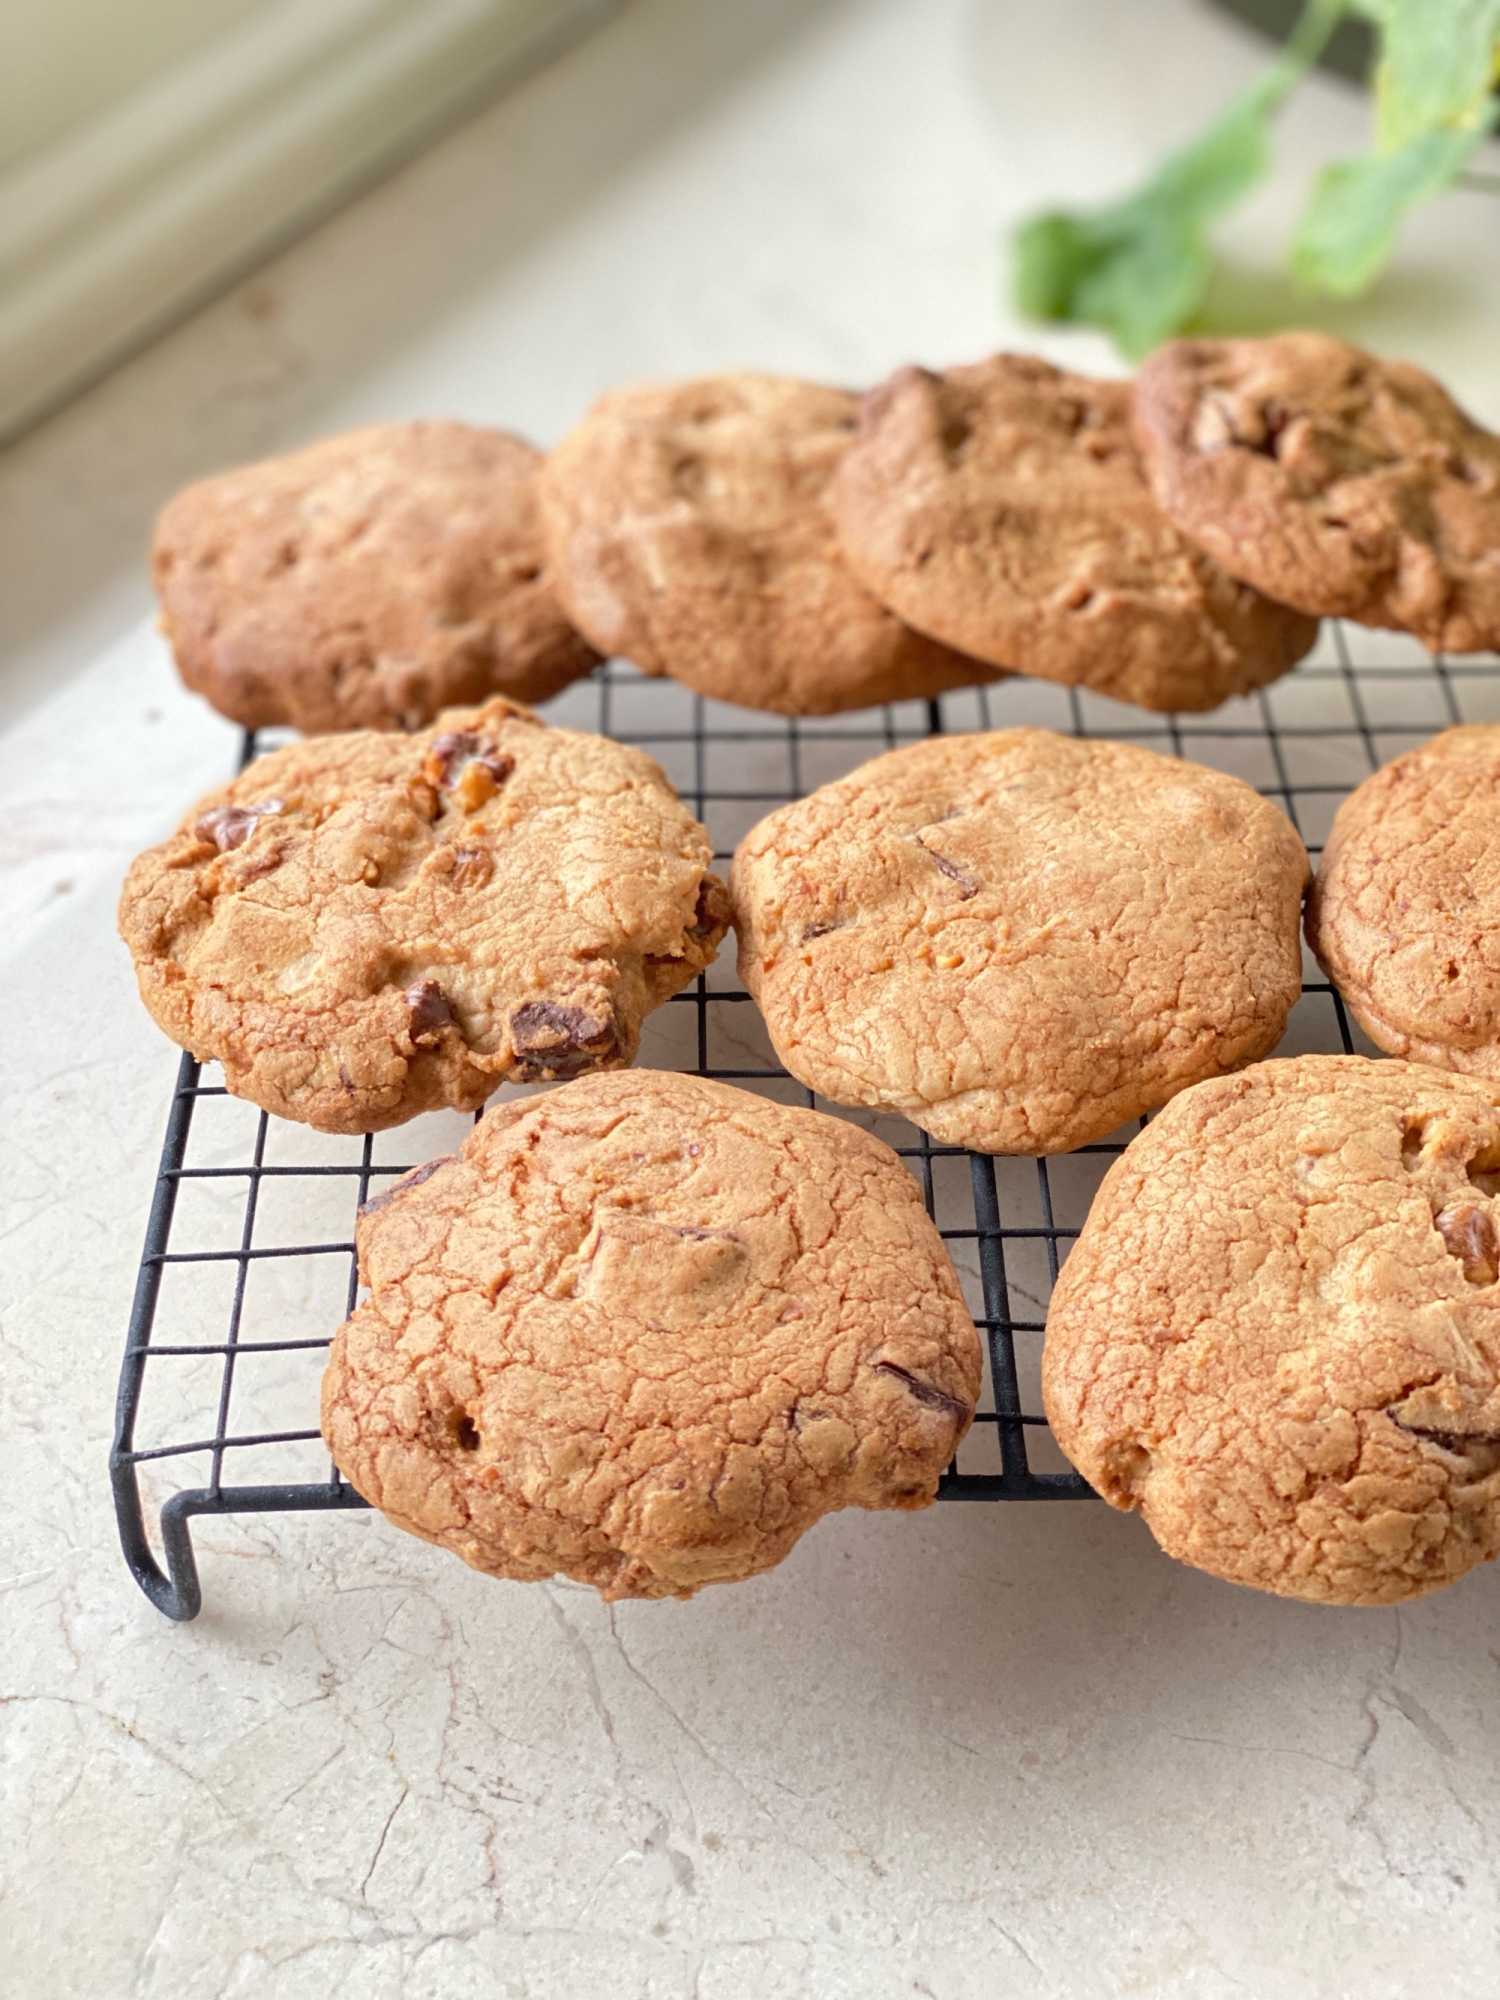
[1385, 1408, 1500, 1454]
[915, 835, 979, 899]
[423, 731, 515, 797]
[194, 799, 282, 852]
[510, 999, 615, 1078]
[1255, 401, 1291, 457]
[1194, 392, 1291, 461]
[358, 1154, 455, 1216]
[449, 846, 493, 891]
[424, 731, 477, 785]
[800, 917, 846, 943]
[788, 1404, 835, 1432]
[689, 878, 729, 943]
[872, 1360, 969, 1423]
[1434, 1201, 1500, 1286]
[404, 978, 454, 1043]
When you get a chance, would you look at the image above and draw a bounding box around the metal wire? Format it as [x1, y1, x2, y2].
[110, 626, 1500, 1615]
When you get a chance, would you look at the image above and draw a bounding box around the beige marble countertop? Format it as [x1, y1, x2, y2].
[4, 2, 1500, 1994]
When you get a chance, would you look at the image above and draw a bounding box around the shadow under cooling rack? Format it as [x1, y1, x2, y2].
[111, 624, 1500, 1617]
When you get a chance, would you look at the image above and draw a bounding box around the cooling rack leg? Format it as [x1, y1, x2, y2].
[120, 1485, 373, 1622]
[111, 1461, 202, 1621]
[111, 1050, 204, 1619]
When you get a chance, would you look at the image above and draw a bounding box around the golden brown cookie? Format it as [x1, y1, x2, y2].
[1132, 333, 1500, 654]
[1043, 1055, 1500, 1606]
[321, 1069, 983, 1599]
[535, 373, 1002, 715]
[1309, 725, 1500, 1075]
[731, 728, 1307, 1153]
[119, 698, 728, 1134]
[154, 421, 600, 733]
[827, 354, 1317, 712]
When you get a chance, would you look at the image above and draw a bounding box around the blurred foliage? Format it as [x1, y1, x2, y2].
[1014, 0, 1500, 354]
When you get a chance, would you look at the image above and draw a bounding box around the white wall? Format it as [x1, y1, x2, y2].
[0, 0, 617, 441]
[0, 0, 264, 173]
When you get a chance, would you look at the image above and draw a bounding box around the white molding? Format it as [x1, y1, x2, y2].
[0, 0, 618, 443]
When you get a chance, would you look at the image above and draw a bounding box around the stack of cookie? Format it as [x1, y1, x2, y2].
[123, 332, 1500, 1610]
[1042, 724, 1500, 1611]
[118, 696, 994, 1600]
[151, 332, 1500, 731]
[116, 693, 1320, 1602]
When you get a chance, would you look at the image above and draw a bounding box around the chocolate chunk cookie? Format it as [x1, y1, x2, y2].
[119, 698, 728, 1133]
[732, 728, 1307, 1153]
[322, 1069, 982, 1599]
[1132, 333, 1500, 654]
[827, 354, 1317, 713]
[1044, 1055, 1500, 1606]
[1308, 726, 1500, 1075]
[154, 422, 600, 734]
[536, 373, 1002, 715]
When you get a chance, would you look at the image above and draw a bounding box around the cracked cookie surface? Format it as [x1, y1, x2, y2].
[1043, 1055, 1500, 1605]
[322, 1069, 982, 1599]
[536, 373, 1002, 715]
[1309, 725, 1500, 1076]
[1132, 333, 1500, 654]
[731, 728, 1307, 1154]
[154, 421, 600, 733]
[119, 697, 728, 1133]
[827, 354, 1317, 712]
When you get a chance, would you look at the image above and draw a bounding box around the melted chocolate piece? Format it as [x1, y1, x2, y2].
[689, 879, 728, 943]
[358, 1154, 455, 1216]
[194, 799, 283, 853]
[915, 835, 979, 899]
[423, 731, 514, 794]
[1385, 1407, 1500, 1456]
[510, 999, 615, 1078]
[404, 978, 454, 1042]
[1434, 1201, 1500, 1286]
[449, 846, 493, 891]
[872, 1360, 969, 1423]
[788, 1404, 836, 1433]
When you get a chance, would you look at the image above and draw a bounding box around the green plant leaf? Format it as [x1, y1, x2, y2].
[1294, 110, 1498, 292]
[1351, 0, 1500, 149]
[1295, 0, 1500, 294]
[1014, 94, 1270, 356]
[1012, 0, 1345, 354]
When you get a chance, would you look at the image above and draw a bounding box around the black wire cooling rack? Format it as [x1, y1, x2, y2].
[111, 624, 1500, 1618]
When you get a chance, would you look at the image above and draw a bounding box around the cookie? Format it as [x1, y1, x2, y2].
[827, 354, 1317, 713]
[154, 421, 600, 734]
[1308, 725, 1500, 1075]
[119, 697, 728, 1133]
[1043, 1055, 1500, 1606]
[1132, 333, 1500, 654]
[321, 1069, 983, 1599]
[731, 728, 1307, 1154]
[535, 373, 1003, 715]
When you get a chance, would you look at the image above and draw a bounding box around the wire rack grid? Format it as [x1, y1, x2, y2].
[110, 623, 1500, 1618]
